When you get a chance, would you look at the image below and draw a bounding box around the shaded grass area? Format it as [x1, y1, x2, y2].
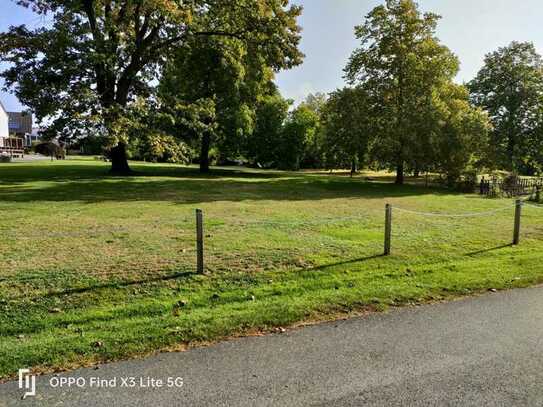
[1, 159, 543, 379]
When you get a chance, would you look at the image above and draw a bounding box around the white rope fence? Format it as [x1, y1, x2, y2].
[226, 214, 370, 227]
[385, 200, 527, 254]
[393, 204, 515, 218]
[192, 198, 541, 272]
[524, 202, 543, 210]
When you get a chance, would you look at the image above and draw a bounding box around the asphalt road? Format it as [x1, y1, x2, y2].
[2, 287, 543, 406]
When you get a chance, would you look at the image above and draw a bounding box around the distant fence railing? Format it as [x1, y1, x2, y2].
[479, 177, 543, 198]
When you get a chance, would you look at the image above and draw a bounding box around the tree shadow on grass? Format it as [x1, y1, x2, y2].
[306, 254, 386, 272]
[12, 255, 386, 303]
[6, 256, 389, 334]
[0, 164, 451, 204]
[27, 270, 197, 301]
[0, 162, 287, 184]
[465, 244, 513, 256]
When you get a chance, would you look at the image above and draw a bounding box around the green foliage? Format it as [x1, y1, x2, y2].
[469, 42, 543, 174]
[326, 0, 493, 185]
[0, 0, 303, 171]
[247, 92, 291, 166]
[278, 105, 320, 170]
[321, 87, 373, 171]
[300, 92, 328, 116]
[156, 3, 304, 171]
[76, 135, 106, 156]
[428, 83, 491, 186]
[159, 37, 257, 169]
[131, 132, 192, 164]
[121, 96, 216, 166]
[345, 0, 461, 184]
[245, 92, 324, 170]
[34, 141, 63, 158]
[297, 93, 328, 168]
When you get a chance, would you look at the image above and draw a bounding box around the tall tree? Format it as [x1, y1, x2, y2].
[344, 0, 459, 184]
[246, 90, 291, 167]
[321, 87, 373, 172]
[279, 104, 320, 170]
[469, 42, 543, 174]
[0, 0, 303, 173]
[300, 92, 328, 116]
[159, 34, 279, 172]
[297, 93, 328, 168]
[429, 83, 490, 186]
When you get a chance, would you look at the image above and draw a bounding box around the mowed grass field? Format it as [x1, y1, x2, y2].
[2, 158, 543, 379]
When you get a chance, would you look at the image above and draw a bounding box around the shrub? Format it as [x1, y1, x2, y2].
[33, 142, 64, 159]
[502, 173, 520, 190]
[455, 169, 479, 192]
[133, 132, 192, 164]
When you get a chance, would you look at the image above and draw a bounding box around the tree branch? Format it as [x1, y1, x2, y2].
[154, 29, 246, 51]
[82, 0, 109, 104]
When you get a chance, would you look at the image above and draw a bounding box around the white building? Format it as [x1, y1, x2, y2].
[0, 100, 8, 146]
[25, 127, 42, 147]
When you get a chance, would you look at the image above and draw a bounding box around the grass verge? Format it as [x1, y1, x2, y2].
[1, 159, 543, 379]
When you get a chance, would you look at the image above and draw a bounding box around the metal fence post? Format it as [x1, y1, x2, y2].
[513, 200, 522, 245]
[384, 204, 392, 255]
[196, 209, 204, 273]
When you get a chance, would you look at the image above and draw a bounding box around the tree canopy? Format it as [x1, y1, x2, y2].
[246, 91, 291, 167]
[158, 31, 278, 172]
[344, 0, 460, 184]
[0, 0, 303, 172]
[469, 41, 543, 174]
[321, 87, 373, 172]
[429, 83, 490, 185]
[1, 0, 537, 184]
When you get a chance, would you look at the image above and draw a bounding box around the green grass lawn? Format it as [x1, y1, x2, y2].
[1, 158, 543, 379]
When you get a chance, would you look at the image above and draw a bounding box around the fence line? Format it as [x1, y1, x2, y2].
[204, 204, 521, 228]
[524, 202, 543, 210]
[392, 204, 515, 218]
[480, 177, 543, 197]
[193, 200, 539, 269]
[225, 214, 372, 228]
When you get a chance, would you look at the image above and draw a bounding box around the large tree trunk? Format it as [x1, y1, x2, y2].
[395, 162, 405, 185]
[350, 158, 357, 177]
[200, 132, 211, 173]
[413, 163, 420, 178]
[110, 142, 131, 174]
[102, 98, 131, 174]
[507, 136, 516, 172]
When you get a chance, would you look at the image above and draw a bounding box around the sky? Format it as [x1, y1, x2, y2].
[1, 0, 543, 111]
[275, 0, 543, 103]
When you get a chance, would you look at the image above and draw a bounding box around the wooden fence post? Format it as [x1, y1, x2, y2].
[513, 200, 522, 246]
[384, 204, 392, 255]
[196, 209, 204, 273]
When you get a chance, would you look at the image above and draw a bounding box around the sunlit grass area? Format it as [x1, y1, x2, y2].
[1, 158, 543, 378]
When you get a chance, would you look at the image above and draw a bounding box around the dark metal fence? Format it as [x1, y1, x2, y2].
[479, 177, 543, 198]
